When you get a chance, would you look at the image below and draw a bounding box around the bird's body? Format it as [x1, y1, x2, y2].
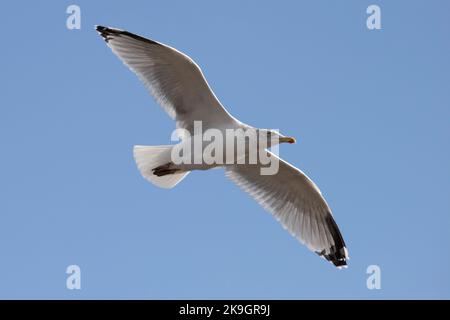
[96, 26, 349, 267]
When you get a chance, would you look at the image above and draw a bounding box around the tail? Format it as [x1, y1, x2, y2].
[133, 145, 189, 189]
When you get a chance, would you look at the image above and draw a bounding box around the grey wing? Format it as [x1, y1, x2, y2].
[226, 153, 348, 267]
[96, 26, 237, 132]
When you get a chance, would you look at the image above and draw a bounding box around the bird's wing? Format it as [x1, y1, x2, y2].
[96, 26, 237, 132]
[225, 153, 348, 267]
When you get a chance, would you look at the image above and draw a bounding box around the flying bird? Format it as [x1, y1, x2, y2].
[96, 25, 348, 267]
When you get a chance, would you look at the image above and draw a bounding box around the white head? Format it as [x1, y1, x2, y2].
[258, 129, 296, 147]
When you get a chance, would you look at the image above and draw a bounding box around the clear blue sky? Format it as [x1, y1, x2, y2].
[0, 1, 449, 299]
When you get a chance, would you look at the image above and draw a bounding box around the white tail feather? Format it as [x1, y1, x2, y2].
[133, 145, 189, 189]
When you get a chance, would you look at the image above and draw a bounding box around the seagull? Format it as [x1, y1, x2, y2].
[96, 25, 349, 268]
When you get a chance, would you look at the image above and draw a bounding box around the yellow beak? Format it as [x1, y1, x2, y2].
[280, 136, 296, 144]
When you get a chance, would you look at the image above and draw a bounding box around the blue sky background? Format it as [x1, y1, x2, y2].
[0, 1, 449, 299]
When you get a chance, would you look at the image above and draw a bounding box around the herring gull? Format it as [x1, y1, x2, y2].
[96, 26, 348, 267]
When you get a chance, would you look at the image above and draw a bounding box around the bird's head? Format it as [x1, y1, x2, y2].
[259, 129, 296, 146]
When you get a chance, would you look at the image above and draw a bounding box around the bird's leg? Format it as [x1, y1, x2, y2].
[152, 162, 180, 176]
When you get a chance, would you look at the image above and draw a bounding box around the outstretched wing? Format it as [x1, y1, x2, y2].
[226, 153, 348, 267]
[96, 26, 237, 132]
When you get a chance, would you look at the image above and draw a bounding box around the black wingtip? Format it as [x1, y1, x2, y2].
[316, 214, 349, 268]
[95, 25, 113, 42]
[316, 247, 348, 268]
[94, 25, 160, 46]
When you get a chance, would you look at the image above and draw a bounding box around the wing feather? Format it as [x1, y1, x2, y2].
[96, 26, 237, 132]
[226, 153, 348, 267]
